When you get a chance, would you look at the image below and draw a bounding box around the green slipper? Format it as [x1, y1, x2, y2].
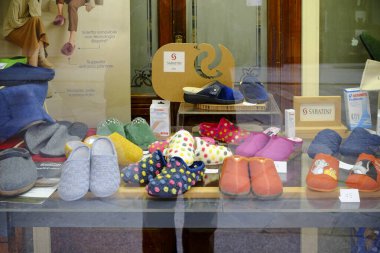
[96, 118, 126, 137]
[124, 117, 157, 150]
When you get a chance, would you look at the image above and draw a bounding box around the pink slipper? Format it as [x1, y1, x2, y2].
[61, 42, 75, 56]
[53, 15, 65, 26]
[235, 132, 271, 157]
[199, 117, 250, 145]
[255, 135, 303, 161]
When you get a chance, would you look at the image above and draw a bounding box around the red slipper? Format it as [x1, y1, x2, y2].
[346, 153, 380, 192]
[199, 117, 250, 145]
[306, 153, 339, 192]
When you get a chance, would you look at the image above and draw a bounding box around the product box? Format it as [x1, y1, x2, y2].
[343, 88, 372, 130]
[150, 100, 171, 139]
[285, 109, 295, 138]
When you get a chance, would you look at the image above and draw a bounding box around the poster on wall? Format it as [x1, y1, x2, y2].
[0, 0, 131, 127]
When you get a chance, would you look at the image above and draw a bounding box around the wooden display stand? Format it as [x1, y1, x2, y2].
[195, 102, 267, 111]
[152, 43, 235, 102]
[294, 96, 349, 139]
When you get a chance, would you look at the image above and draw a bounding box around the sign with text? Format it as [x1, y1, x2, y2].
[164, 51, 185, 72]
[300, 103, 336, 121]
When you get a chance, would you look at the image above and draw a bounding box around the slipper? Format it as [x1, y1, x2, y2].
[164, 129, 195, 166]
[124, 117, 157, 150]
[345, 153, 380, 192]
[0, 148, 37, 196]
[121, 150, 166, 185]
[108, 132, 143, 166]
[89, 137, 120, 197]
[307, 129, 342, 159]
[58, 145, 91, 201]
[235, 132, 271, 157]
[61, 42, 75, 56]
[183, 81, 244, 104]
[146, 156, 205, 197]
[97, 118, 126, 137]
[219, 155, 250, 196]
[306, 153, 339, 192]
[199, 117, 250, 145]
[255, 135, 303, 161]
[340, 127, 380, 158]
[193, 137, 232, 165]
[148, 139, 170, 154]
[239, 76, 269, 104]
[249, 157, 283, 199]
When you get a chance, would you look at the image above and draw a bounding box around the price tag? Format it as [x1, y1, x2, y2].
[274, 161, 287, 173]
[205, 168, 219, 174]
[339, 189, 360, 203]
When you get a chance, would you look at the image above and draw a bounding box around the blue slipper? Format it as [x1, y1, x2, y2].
[183, 81, 244, 104]
[307, 129, 342, 159]
[340, 127, 380, 158]
[239, 76, 269, 104]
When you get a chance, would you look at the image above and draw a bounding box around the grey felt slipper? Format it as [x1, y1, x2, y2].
[24, 122, 60, 155]
[0, 148, 37, 196]
[58, 145, 91, 201]
[40, 121, 88, 157]
[89, 137, 120, 197]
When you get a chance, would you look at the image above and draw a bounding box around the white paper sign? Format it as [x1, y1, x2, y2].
[274, 161, 287, 173]
[339, 189, 360, 203]
[164, 51, 185, 72]
[205, 168, 219, 174]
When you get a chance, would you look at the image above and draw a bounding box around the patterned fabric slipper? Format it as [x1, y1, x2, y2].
[346, 153, 380, 192]
[146, 156, 205, 197]
[121, 150, 166, 185]
[194, 137, 232, 165]
[306, 153, 339, 192]
[148, 139, 170, 154]
[164, 130, 195, 165]
[199, 117, 250, 145]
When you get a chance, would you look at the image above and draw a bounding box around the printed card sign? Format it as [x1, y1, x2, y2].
[164, 51, 185, 72]
[300, 103, 336, 121]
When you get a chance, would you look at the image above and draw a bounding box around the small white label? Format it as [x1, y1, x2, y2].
[247, 0, 262, 6]
[274, 161, 287, 173]
[164, 51, 185, 72]
[339, 189, 360, 203]
[205, 168, 219, 174]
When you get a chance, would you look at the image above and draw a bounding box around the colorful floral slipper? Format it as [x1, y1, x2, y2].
[121, 150, 166, 185]
[346, 153, 380, 192]
[194, 137, 232, 165]
[199, 117, 250, 145]
[164, 130, 195, 165]
[306, 153, 339, 192]
[146, 157, 205, 197]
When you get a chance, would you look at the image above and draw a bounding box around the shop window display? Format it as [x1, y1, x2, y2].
[0, 0, 380, 253]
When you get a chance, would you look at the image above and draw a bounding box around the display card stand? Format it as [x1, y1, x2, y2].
[294, 96, 349, 139]
[177, 93, 282, 132]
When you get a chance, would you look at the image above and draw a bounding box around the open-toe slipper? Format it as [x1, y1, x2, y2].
[183, 81, 244, 104]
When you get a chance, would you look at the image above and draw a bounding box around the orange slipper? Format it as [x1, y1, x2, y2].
[249, 157, 283, 199]
[346, 153, 380, 192]
[306, 153, 339, 192]
[219, 156, 250, 196]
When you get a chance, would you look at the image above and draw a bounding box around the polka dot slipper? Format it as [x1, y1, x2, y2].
[146, 156, 205, 197]
[194, 137, 232, 165]
[164, 130, 195, 165]
[121, 150, 166, 185]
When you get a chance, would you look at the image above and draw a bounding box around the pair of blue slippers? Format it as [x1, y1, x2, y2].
[307, 127, 380, 159]
[183, 75, 269, 105]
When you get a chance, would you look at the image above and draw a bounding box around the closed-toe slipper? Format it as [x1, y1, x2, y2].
[148, 139, 170, 154]
[124, 117, 157, 150]
[345, 153, 380, 192]
[193, 137, 232, 165]
[58, 145, 91, 201]
[306, 153, 339, 192]
[64, 140, 89, 158]
[199, 117, 250, 145]
[340, 127, 380, 158]
[108, 132, 143, 166]
[239, 76, 269, 104]
[164, 129, 195, 166]
[61, 42, 75, 56]
[25, 122, 60, 155]
[235, 132, 271, 157]
[307, 129, 342, 159]
[97, 118, 126, 137]
[90, 137, 120, 197]
[219, 155, 250, 196]
[249, 157, 283, 199]
[255, 135, 303, 161]
[146, 156, 205, 197]
[121, 150, 166, 185]
[0, 148, 37, 196]
[183, 81, 244, 104]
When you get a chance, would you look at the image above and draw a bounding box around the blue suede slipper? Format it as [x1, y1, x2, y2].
[307, 129, 342, 159]
[239, 76, 269, 104]
[183, 81, 244, 104]
[340, 127, 380, 158]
